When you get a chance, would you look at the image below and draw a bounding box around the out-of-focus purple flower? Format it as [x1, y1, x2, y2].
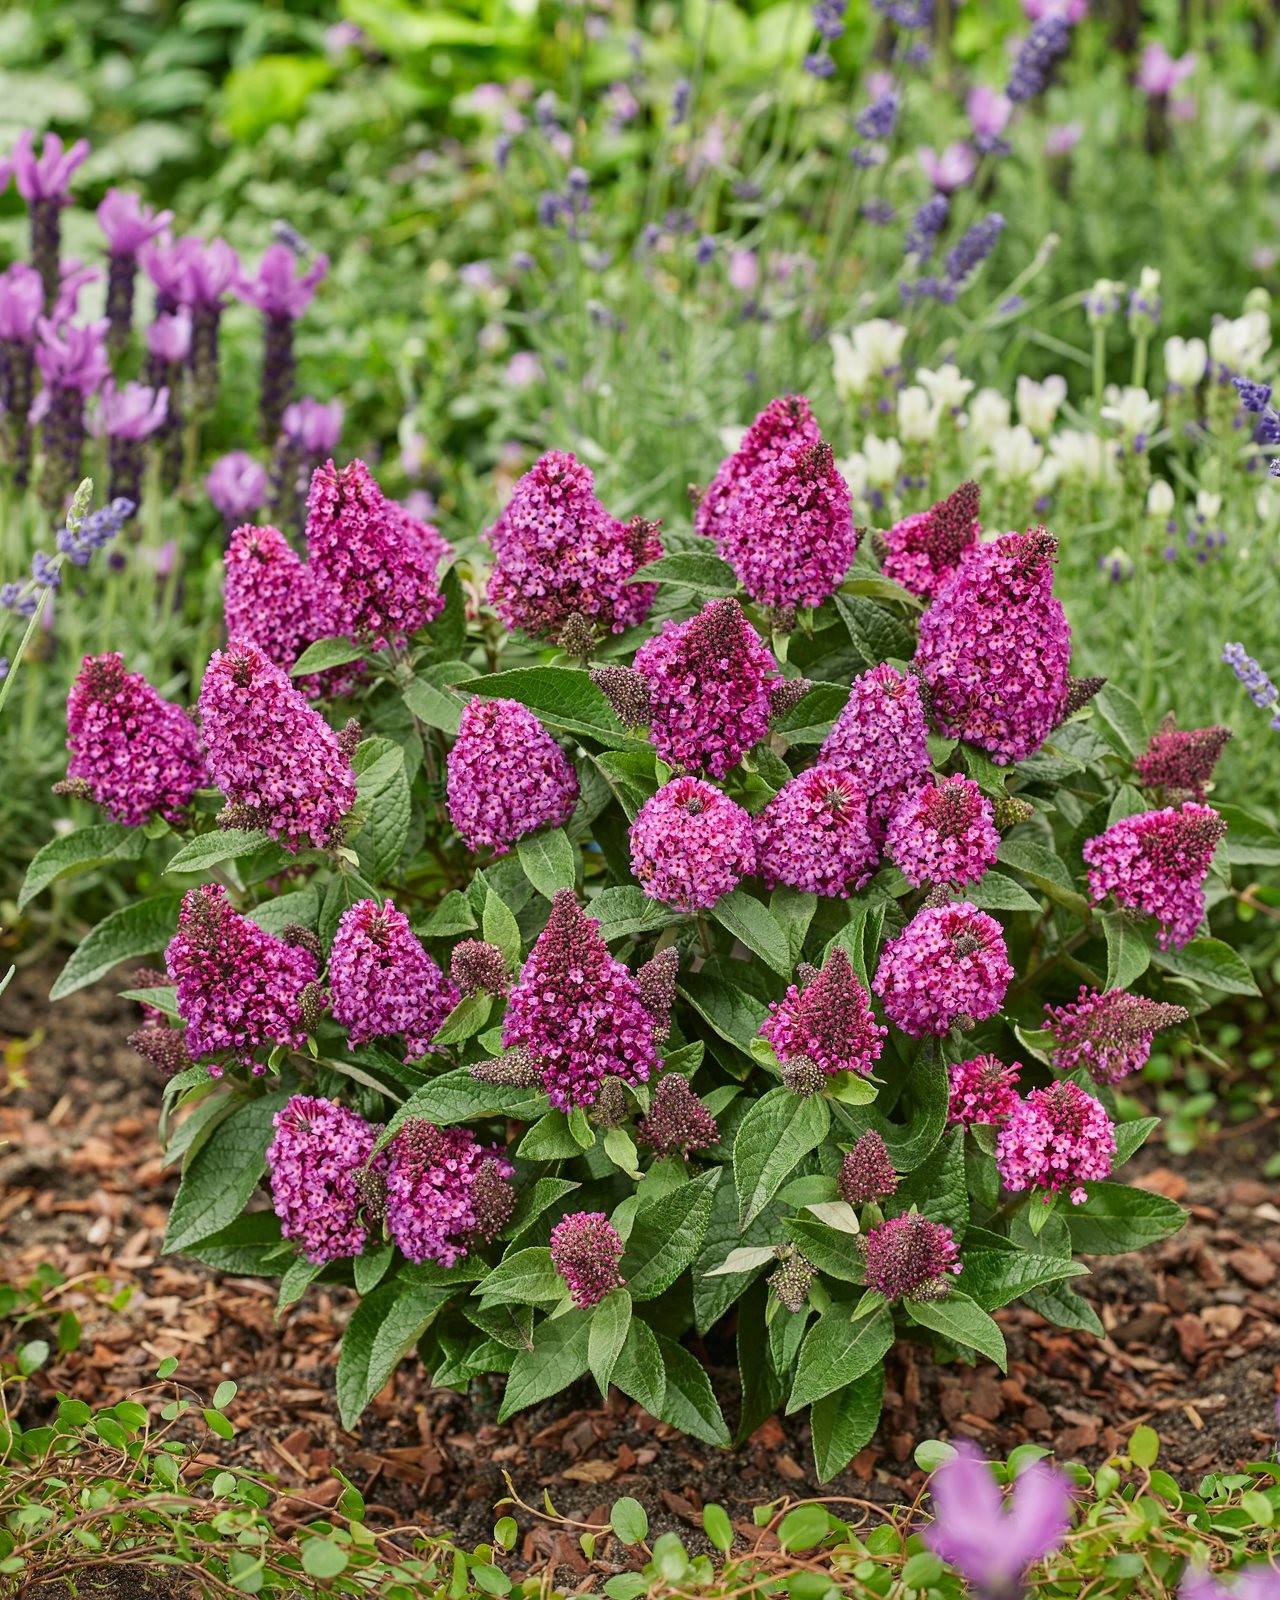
[51, 261, 100, 325]
[97, 189, 173, 257]
[967, 85, 1012, 144]
[99, 379, 168, 441]
[207, 451, 268, 523]
[146, 311, 192, 365]
[728, 250, 759, 293]
[1023, 0, 1086, 18]
[325, 20, 366, 58]
[239, 242, 328, 319]
[1045, 121, 1083, 156]
[505, 350, 543, 387]
[283, 396, 344, 455]
[856, 90, 899, 140]
[184, 239, 240, 308]
[925, 1441, 1072, 1598]
[943, 213, 1006, 288]
[32, 319, 110, 402]
[1007, 15, 1072, 102]
[3, 129, 89, 202]
[139, 238, 195, 313]
[872, 0, 932, 26]
[1136, 43, 1196, 97]
[918, 142, 976, 192]
[905, 194, 950, 261]
[0, 263, 43, 343]
[1181, 1564, 1280, 1600]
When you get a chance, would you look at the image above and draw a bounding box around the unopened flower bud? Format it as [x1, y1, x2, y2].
[469, 1047, 543, 1087]
[590, 665, 652, 729]
[591, 1076, 630, 1128]
[338, 717, 363, 763]
[636, 946, 679, 1037]
[299, 981, 329, 1033]
[780, 1054, 827, 1096]
[450, 939, 510, 997]
[558, 611, 599, 663]
[769, 1248, 817, 1312]
[282, 924, 323, 964]
[1062, 675, 1106, 721]
[769, 676, 813, 720]
[992, 794, 1036, 830]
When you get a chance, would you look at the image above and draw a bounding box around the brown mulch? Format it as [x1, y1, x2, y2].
[2, 964, 1278, 1560]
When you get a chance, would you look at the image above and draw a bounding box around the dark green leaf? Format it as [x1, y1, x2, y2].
[629, 552, 738, 593]
[734, 1088, 830, 1229]
[19, 824, 147, 910]
[1152, 938, 1260, 997]
[164, 1094, 290, 1254]
[588, 1290, 632, 1396]
[711, 890, 792, 975]
[810, 1368, 884, 1482]
[960, 1250, 1087, 1311]
[1103, 912, 1151, 990]
[654, 1335, 730, 1445]
[461, 666, 647, 748]
[904, 1291, 1007, 1369]
[290, 635, 363, 676]
[337, 1282, 452, 1428]
[834, 593, 915, 664]
[1092, 683, 1147, 759]
[966, 871, 1043, 915]
[612, 1316, 666, 1415]
[788, 1302, 894, 1412]
[498, 1309, 591, 1420]
[479, 1248, 563, 1306]
[51, 896, 183, 1000]
[164, 829, 272, 875]
[1064, 1182, 1185, 1255]
[623, 1168, 721, 1300]
[516, 829, 578, 899]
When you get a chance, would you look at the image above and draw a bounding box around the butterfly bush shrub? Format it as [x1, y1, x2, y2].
[36, 399, 1270, 1477]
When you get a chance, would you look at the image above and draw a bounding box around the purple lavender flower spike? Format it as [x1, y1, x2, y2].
[239, 243, 329, 442]
[207, 452, 268, 527]
[144, 312, 191, 491]
[97, 189, 174, 353]
[1007, 14, 1072, 102]
[268, 396, 344, 531]
[100, 380, 168, 509]
[32, 319, 110, 511]
[0, 263, 43, 485]
[5, 130, 91, 305]
[925, 1441, 1072, 1599]
[182, 238, 240, 412]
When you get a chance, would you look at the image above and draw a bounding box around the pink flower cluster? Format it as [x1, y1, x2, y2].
[995, 1080, 1115, 1206]
[637, 1074, 719, 1157]
[446, 697, 580, 854]
[633, 598, 781, 778]
[754, 766, 878, 897]
[838, 1129, 898, 1204]
[915, 528, 1071, 765]
[719, 439, 857, 612]
[222, 522, 356, 696]
[384, 1119, 514, 1266]
[629, 777, 755, 912]
[502, 890, 657, 1110]
[947, 1054, 1021, 1126]
[873, 903, 1013, 1036]
[166, 885, 318, 1072]
[267, 1094, 383, 1263]
[886, 775, 999, 889]
[695, 393, 820, 547]
[820, 663, 931, 807]
[863, 1213, 961, 1302]
[65, 652, 206, 826]
[1133, 720, 1232, 802]
[761, 947, 886, 1078]
[485, 451, 659, 639]
[1044, 986, 1189, 1084]
[198, 640, 357, 851]
[305, 457, 447, 648]
[329, 898, 459, 1061]
[550, 1211, 626, 1308]
[1083, 803, 1226, 950]
[882, 480, 981, 600]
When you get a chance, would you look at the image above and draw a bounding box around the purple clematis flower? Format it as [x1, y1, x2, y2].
[207, 451, 268, 524]
[918, 141, 977, 192]
[2, 129, 90, 202]
[1136, 43, 1196, 97]
[98, 189, 174, 258]
[925, 1442, 1072, 1599]
[238, 242, 329, 320]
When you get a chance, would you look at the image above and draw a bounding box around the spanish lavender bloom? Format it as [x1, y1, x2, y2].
[207, 451, 268, 525]
[1045, 120, 1083, 156]
[0, 262, 42, 484]
[139, 237, 194, 315]
[239, 243, 329, 442]
[1006, 14, 1072, 102]
[502, 889, 657, 1111]
[820, 663, 931, 803]
[943, 213, 1005, 288]
[967, 85, 1012, 152]
[629, 777, 755, 912]
[917, 144, 976, 194]
[670, 78, 691, 124]
[450, 939, 510, 998]
[863, 1213, 961, 1301]
[97, 189, 173, 352]
[872, 0, 932, 25]
[166, 884, 319, 1073]
[384, 1121, 514, 1266]
[198, 639, 358, 851]
[142, 311, 191, 490]
[446, 697, 579, 855]
[754, 766, 879, 897]
[856, 91, 899, 141]
[633, 598, 782, 778]
[947, 1054, 1021, 1126]
[306, 457, 447, 648]
[925, 1442, 1072, 1599]
[838, 1130, 898, 1203]
[3, 130, 90, 305]
[267, 396, 345, 530]
[637, 1074, 719, 1158]
[719, 439, 857, 615]
[1134, 718, 1232, 801]
[267, 1095, 383, 1263]
[915, 528, 1071, 765]
[873, 902, 1013, 1036]
[550, 1212, 626, 1308]
[1083, 803, 1226, 950]
[182, 238, 240, 412]
[329, 898, 459, 1061]
[696, 394, 820, 544]
[65, 651, 206, 826]
[485, 451, 659, 640]
[886, 776, 999, 889]
[32, 319, 110, 510]
[1136, 43, 1196, 97]
[904, 193, 950, 261]
[996, 1080, 1115, 1205]
[762, 947, 886, 1080]
[1045, 986, 1189, 1085]
[882, 480, 981, 599]
[222, 522, 351, 694]
[99, 380, 168, 508]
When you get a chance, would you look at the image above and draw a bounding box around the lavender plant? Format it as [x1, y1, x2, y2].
[30, 407, 1270, 1473]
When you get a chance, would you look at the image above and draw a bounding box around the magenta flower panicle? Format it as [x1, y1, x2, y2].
[329, 898, 459, 1061]
[819, 662, 931, 801]
[925, 1441, 1072, 1600]
[485, 450, 660, 640]
[947, 1054, 1021, 1126]
[761, 946, 886, 1080]
[996, 1080, 1115, 1205]
[1083, 803, 1226, 950]
[637, 1074, 719, 1157]
[502, 889, 657, 1110]
[885, 775, 999, 889]
[306, 457, 447, 648]
[915, 527, 1071, 765]
[694, 393, 821, 546]
[550, 1211, 626, 1307]
[863, 1213, 961, 1301]
[629, 776, 755, 912]
[838, 1130, 899, 1204]
[754, 765, 878, 897]
[873, 902, 1013, 1037]
[1133, 718, 1231, 802]
[446, 697, 579, 855]
[384, 1120, 513, 1266]
[267, 1095, 384, 1263]
[882, 480, 981, 600]
[65, 651, 206, 827]
[198, 639, 357, 851]
[222, 521, 352, 694]
[1044, 987, 1189, 1084]
[166, 884, 319, 1074]
[633, 597, 781, 778]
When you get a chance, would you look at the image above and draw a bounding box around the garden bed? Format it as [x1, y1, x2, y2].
[2, 965, 1276, 1560]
